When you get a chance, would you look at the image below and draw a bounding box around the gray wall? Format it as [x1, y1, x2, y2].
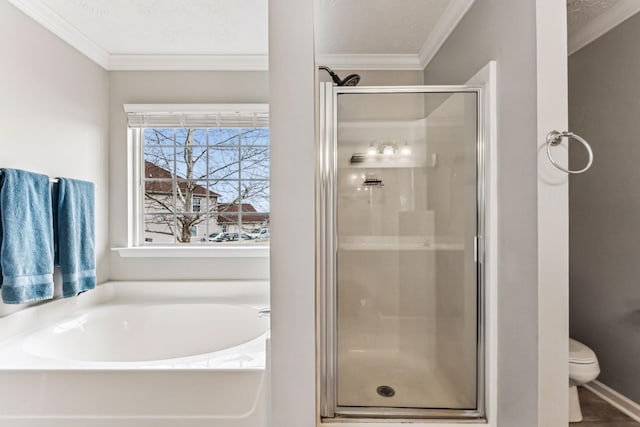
[109, 71, 270, 281]
[423, 0, 539, 425]
[569, 12, 640, 403]
[0, 0, 110, 316]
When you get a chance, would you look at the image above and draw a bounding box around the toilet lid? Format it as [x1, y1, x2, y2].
[569, 338, 597, 364]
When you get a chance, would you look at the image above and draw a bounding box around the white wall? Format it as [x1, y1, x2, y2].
[0, 0, 109, 316]
[269, 0, 316, 425]
[108, 71, 269, 281]
[535, 1, 569, 425]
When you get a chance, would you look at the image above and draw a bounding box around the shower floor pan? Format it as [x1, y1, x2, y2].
[337, 349, 476, 410]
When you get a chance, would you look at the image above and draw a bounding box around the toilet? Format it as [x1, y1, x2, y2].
[569, 338, 600, 423]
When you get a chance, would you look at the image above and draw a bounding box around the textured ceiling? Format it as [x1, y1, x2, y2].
[18, 0, 636, 63]
[35, 0, 452, 57]
[567, 0, 619, 32]
[314, 0, 450, 54]
[39, 0, 268, 54]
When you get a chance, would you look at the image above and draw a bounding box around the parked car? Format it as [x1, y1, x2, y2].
[208, 232, 253, 242]
[251, 229, 270, 240]
[233, 233, 254, 241]
[207, 232, 230, 242]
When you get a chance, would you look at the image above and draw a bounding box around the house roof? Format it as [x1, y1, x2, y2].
[144, 161, 219, 197]
[217, 203, 269, 224]
[144, 162, 267, 223]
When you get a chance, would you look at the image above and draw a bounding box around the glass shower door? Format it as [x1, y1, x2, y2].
[320, 85, 483, 419]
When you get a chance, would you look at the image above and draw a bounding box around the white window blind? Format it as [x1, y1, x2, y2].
[124, 104, 269, 128]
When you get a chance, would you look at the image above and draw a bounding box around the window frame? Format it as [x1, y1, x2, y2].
[192, 197, 202, 213]
[118, 104, 270, 258]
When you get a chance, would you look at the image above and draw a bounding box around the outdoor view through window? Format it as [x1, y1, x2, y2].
[143, 127, 270, 245]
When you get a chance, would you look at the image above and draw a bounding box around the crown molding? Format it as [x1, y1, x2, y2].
[315, 54, 422, 71]
[109, 54, 269, 71]
[10, 0, 474, 72]
[568, 0, 640, 55]
[7, 0, 110, 69]
[418, 0, 476, 69]
[318, 0, 477, 71]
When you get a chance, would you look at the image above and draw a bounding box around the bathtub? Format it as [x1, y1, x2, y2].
[0, 280, 270, 427]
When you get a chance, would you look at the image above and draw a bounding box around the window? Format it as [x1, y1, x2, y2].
[126, 105, 269, 249]
[192, 197, 201, 212]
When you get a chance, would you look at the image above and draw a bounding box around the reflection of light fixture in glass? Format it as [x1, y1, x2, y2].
[350, 140, 410, 165]
[382, 145, 395, 156]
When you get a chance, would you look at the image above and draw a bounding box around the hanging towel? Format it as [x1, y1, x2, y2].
[0, 169, 54, 304]
[54, 178, 96, 297]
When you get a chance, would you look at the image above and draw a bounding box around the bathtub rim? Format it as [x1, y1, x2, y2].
[0, 280, 270, 370]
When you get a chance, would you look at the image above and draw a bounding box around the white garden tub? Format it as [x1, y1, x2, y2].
[0, 281, 270, 427]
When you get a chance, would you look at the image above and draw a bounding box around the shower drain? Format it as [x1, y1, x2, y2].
[376, 385, 396, 398]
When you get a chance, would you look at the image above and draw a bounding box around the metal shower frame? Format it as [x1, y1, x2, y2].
[317, 83, 487, 422]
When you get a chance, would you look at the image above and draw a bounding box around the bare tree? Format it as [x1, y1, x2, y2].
[143, 127, 269, 243]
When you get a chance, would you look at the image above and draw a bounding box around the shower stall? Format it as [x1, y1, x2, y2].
[318, 83, 485, 420]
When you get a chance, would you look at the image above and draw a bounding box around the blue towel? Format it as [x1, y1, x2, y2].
[0, 169, 55, 304]
[54, 178, 96, 298]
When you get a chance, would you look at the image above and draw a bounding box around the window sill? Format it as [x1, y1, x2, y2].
[113, 246, 270, 258]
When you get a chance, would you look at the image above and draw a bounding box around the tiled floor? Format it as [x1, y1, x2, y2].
[575, 387, 640, 426]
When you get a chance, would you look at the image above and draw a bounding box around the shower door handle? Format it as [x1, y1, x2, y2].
[474, 236, 478, 263]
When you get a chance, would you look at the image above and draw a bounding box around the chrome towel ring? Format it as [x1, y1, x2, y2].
[546, 130, 593, 174]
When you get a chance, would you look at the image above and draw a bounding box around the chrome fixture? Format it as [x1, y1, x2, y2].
[362, 175, 383, 187]
[257, 307, 270, 318]
[318, 66, 361, 86]
[546, 130, 593, 174]
[376, 385, 396, 398]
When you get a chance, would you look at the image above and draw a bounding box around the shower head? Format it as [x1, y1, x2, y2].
[319, 66, 360, 86]
[341, 73, 361, 86]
